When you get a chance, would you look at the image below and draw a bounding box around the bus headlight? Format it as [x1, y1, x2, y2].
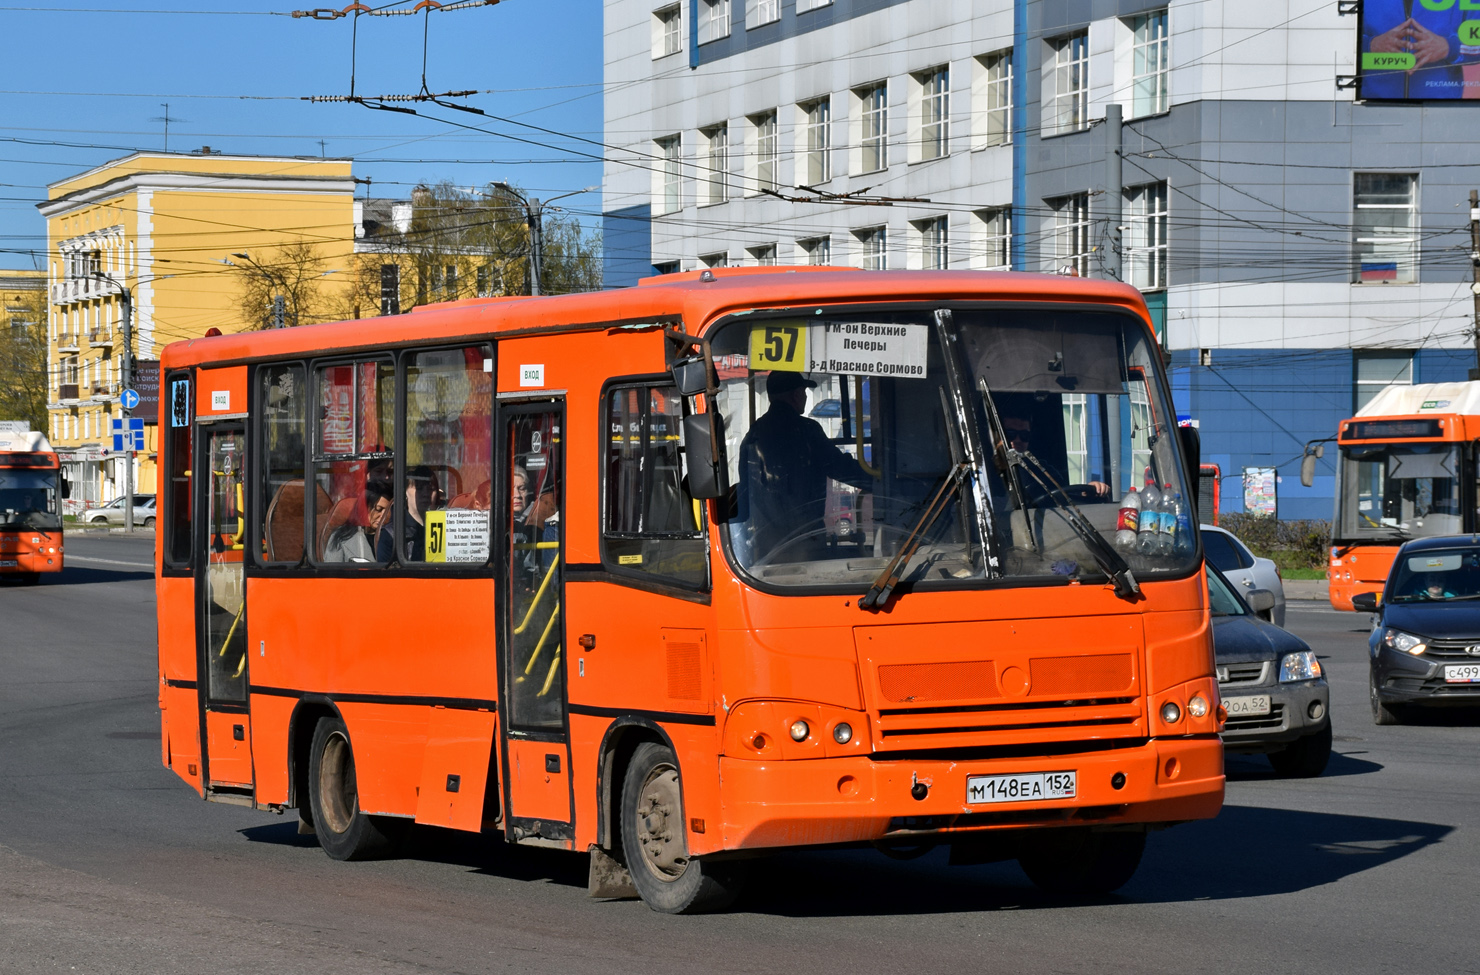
[1160, 701, 1181, 724]
[1280, 650, 1323, 682]
[1186, 695, 1209, 718]
[832, 722, 853, 744]
[789, 719, 810, 742]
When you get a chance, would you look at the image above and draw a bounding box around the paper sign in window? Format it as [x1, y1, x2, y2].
[424, 509, 490, 563]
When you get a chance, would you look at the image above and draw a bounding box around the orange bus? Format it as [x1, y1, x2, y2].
[155, 269, 1223, 913]
[0, 430, 64, 583]
[1326, 382, 1480, 611]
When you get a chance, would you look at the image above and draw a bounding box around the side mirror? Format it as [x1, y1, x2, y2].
[682, 412, 728, 500]
[1246, 588, 1277, 613]
[1351, 591, 1380, 613]
[60, 471, 71, 499]
[1179, 425, 1201, 508]
[1300, 443, 1323, 488]
[671, 357, 709, 397]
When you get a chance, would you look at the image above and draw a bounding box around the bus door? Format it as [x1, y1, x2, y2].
[196, 420, 254, 795]
[497, 403, 572, 841]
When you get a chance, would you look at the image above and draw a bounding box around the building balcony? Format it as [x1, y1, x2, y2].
[87, 383, 116, 402]
[50, 275, 119, 306]
[57, 383, 80, 405]
[88, 329, 113, 349]
[56, 338, 81, 353]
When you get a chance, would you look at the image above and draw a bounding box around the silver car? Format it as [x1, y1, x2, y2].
[1201, 523, 1286, 627]
[82, 495, 156, 528]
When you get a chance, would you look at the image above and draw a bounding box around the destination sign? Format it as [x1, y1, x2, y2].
[748, 321, 929, 379]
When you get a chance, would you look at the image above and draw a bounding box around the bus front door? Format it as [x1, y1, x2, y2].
[197, 421, 254, 797]
[498, 404, 573, 843]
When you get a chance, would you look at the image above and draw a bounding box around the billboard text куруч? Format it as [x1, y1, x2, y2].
[1358, 0, 1480, 100]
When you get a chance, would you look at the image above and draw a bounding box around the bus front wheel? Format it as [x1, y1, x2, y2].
[1017, 828, 1145, 896]
[620, 742, 747, 914]
[307, 717, 403, 861]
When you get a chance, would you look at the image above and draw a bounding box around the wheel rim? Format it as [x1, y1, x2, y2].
[318, 732, 358, 835]
[634, 763, 687, 882]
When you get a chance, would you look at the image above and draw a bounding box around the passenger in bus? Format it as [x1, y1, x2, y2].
[365, 477, 395, 562]
[737, 371, 874, 561]
[385, 466, 442, 563]
[998, 412, 1110, 500]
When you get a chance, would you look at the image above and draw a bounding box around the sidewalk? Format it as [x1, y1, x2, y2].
[1282, 577, 1329, 601]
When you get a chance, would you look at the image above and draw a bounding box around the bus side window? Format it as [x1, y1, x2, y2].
[164, 373, 193, 568]
[402, 346, 493, 565]
[312, 359, 394, 565]
[258, 363, 309, 565]
[603, 381, 707, 589]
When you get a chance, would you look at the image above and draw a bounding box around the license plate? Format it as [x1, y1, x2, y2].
[966, 771, 1076, 805]
[0, 560, 16, 567]
[1224, 694, 1271, 716]
[1444, 664, 1480, 683]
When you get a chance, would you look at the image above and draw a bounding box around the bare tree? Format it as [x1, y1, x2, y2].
[229, 240, 337, 329]
[0, 287, 49, 434]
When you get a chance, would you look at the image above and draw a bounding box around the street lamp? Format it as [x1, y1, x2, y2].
[488, 183, 597, 297]
[89, 272, 135, 532]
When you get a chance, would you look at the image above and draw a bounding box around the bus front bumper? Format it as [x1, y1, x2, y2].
[715, 736, 1223, 852]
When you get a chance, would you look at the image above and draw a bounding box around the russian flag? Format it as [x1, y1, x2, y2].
[1361, 262, 1399, 282]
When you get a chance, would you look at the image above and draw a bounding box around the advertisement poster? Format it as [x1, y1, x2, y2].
[1358, 1, 1480, 100]
[1243, 466, 1278, 518]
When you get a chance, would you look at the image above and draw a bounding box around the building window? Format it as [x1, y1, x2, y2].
[1050, 193, 1091, 276]
[652, 260, 680, 275]
[701, 124, 729, 205]
[653, 5, 682, 58]
[1130, 11, 1169, 117]
[1354, 351, 1413, 411]
[1354, 173, 1418, 284]
[976, 208, 1011, 270]
[977, 50, 1012, 147]
[656, 135, 681, 215]
[748, 243, 777, 265]
[799, 236, 831, 265]
[917, 66, 950, 161]
[1048, 31, 1089, 136]
[801, 97, 831, 185]
[752, 111, 779, 193]
[797, 0, 831, 9]
[747, 0, 779, 28]
[698, 0, 730, 43]
[1125, 181, 1168, 290]
[701, 252, 729, 268]
[856, 226, 887, 270]
[858, 82, 888, 174]
[915, 216, 949, 269]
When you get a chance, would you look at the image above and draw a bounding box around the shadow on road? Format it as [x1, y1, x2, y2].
[15, 567, 155, 586]
[1225, 748, 1383, 780]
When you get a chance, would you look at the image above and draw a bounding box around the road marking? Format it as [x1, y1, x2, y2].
[67, 555, 153, 568]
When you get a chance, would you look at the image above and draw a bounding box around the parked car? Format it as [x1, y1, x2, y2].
[1202, 523, 1286, 627]
[1210, 565, 1331, 776]
[81, 495, 156, 527]
[1356, 535, 1480, 725]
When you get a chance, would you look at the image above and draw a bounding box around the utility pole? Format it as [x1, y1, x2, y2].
[272, 294, 286, 329]
[527, 198, 544, 297]
[1103, 103, 1123, 284]
[94, 273, 134, 533]
[1470, 189, 1480, 378]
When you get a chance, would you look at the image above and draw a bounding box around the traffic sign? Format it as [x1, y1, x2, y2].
[120, 388, 140, 410]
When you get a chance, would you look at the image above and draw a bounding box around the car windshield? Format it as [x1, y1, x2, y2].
[1208, 568, 1247, 617]
[1387, 548, 1480, 602]
[1336, 442, 1460, 541]
[707, 305, 1195, 591]
[0, 470, 61, 530]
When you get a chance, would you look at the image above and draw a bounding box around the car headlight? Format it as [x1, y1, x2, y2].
[1279, 650, 1323, 682]
[1381, 629, 1427, 655]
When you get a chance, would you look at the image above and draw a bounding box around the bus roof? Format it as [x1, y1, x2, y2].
[0, 430, 52, 453]
[158, 269, 1153, 370]
[1358, 381, 1480, 418]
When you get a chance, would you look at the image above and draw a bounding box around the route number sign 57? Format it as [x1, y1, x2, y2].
[749, 324, 807, 372]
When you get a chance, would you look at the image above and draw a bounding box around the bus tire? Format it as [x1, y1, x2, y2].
[307, 717, 399, 861]
[1018, 828, 1145, 896]
[620, 742, 746, 914]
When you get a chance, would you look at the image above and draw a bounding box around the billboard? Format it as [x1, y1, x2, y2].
[1358, 0, 1480, 100]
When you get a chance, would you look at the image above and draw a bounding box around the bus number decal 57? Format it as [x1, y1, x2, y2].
[966, 771, 1077, 804]
[749, 324, 807, 372]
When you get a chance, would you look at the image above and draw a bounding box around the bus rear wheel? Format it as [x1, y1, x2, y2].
[620, 742, 746, 914]
[307, 717, 402, 861]
[1018, 828, 1145, 896]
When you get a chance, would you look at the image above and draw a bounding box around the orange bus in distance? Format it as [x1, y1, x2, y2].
[0, 429, 64, 582]
[155, 268, 1224, 913]
[1325, 382, 1480, 611]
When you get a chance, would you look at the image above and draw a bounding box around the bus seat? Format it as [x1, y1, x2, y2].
[448, 492, 475, 509]
[317, 496, 360, 561]
[473, 479, 492, 510]
[264, 479, 327, 562]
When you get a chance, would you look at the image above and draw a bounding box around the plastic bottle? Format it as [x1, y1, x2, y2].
[1137, 480, 1162, 555]
[1115, 487, 1141, 550]
[1156, 483, 1177, 555]
[1170, 491, 1193, 556]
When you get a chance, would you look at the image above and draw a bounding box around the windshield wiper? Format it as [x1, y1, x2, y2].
[860, 464, 969, 612]
[1010, 447, 1143, 601]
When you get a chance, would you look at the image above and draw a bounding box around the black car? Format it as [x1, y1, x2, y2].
[1210, 566, 1332, 776]
[1357, 535, 1480, 725]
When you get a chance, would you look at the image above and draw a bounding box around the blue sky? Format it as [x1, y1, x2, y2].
[0, 0, 604, 270]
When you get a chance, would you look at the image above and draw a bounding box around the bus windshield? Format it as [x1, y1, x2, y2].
[1336, 442, 1460, 542]
[709, 306, 1195, 591]
[0, 470, 61, 530]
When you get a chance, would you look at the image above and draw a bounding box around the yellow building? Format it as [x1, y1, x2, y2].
[38, 152, 356, 508]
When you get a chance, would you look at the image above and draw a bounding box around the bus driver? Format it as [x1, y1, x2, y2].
[737, 370, 874, 562]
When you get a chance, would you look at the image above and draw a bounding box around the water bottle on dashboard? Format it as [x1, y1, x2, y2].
[1170, 491, 1193, 556]
[1156, 483, 1178, 555]
[1115, 487, 1141, 550]
[1137, 479, 1162, 555]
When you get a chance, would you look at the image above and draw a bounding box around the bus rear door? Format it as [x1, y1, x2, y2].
[197, 420, 254, 798]
[498, 402, 573, 842]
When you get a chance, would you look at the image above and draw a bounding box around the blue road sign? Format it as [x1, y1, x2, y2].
[120, 388, 140, 410]
[110, 418, 123, 435]
[133, 431, 145, 450]
[112, 434, 125, 452]
[128, 417, 144, 432]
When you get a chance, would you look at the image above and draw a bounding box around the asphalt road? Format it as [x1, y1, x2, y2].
[2, 537, 1477, 974]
